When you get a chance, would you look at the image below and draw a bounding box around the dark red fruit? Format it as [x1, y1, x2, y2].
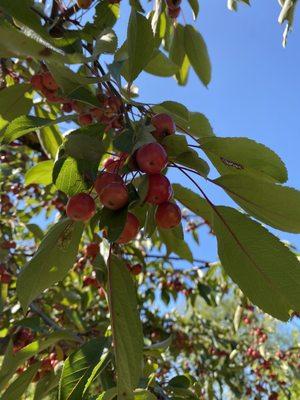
[62, 102, 73, 113]
[30, 74, 43, 90]
[146, 174, 173, 205]
[95, 172, 124, 197]
[78, 113, 93, 126]
[77, 0, 92, 8]
[0, 272, 11, 284]
[66, 193, 96, 221]
[151, 113, 176, 139]
[131, 263, 142, 275]
[136, 143, 168, 174]
[117, 212, 140, 244]
[168, 7, 181, 18]
[155, 202, 181, 229]
[166, 0, 181, 9]
[99, 182, 128, 210]
[84, 242, 99, 258]
[41, 72, 59, 91]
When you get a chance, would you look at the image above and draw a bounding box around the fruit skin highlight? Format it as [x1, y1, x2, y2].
[136, 143, 168, 174]
[99, 182, 129, 210]
[155, 202, 182, 229]
[117, 212, 140, 244]
[66, 193, 96, 221]
[146, 174, 173, 205]
[151, 113, 176, 140]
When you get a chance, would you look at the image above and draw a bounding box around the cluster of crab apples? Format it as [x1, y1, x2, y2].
[30, 71, 124, 131]
[66, 113, 182, 244]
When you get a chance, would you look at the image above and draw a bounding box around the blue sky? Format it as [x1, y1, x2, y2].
[120, 1, 300, 261]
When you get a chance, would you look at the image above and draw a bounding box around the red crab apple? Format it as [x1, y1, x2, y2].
[78, 113, 93, 126]
[84, 242, 99, 258]
[136, 143, 168, 174]
[131, 263, 142, 275]
[155, 202, 181, 229]
[99, 182, 128, 210]
[95, 172, 124, 196]
[168, 7, 181, 18]
[77, 0, 92, 8]
[151, 113, 176, 139]
[166, 0, 182, 9]
[66, 193, 96, 221]
[146, 174, 173, 205]
[41, 72, 59, 91]
[30, 74, 43, 90]
[117, 212, 140, 244]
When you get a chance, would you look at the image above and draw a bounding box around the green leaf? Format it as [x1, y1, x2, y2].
[187, 112, 214, 138]
[168, 375, 191, 389]
[35, 106, 63, 159]
[184, 25, 211, 86]
[64, 125, 105, 162]
[83, 352, 112, 397]
[133, 389, 157, 400]
[17, 218, 84, 311]
[0, 83, 32, 122]
[200, 137, 288, 183]
[153, 101, 189, 127]
[2, 362, 41, 400]
[144, 50, 179, 77]
[215, 173, 300, 233]
[25, 160, 54, 186]
[0, 19, 82, 63]
[94, 28, 118, 56]
[127, 11, 155, 82]
[169, 24, 190, 86]
[213, 206, 300, 320]
[162, 134, 189, 157]
[84, 1, 120, 37]
[187, 0, 200, 18]
[53, 156, 97, 196]
[96, 387, 117, 400]
[159, 227, 193, 262]
[99, 207, 128, 243]
[1, 115, 72, 144]
[108, 255, 143, 399]
[59, 338, 107, 400]
[175, 149, 210, 177]
[173, 184, 212, 224]
[0, 331, 79, 392]
[34, 370, 60, 400]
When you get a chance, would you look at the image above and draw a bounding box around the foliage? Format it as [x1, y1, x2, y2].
[0, 1, 300, 400]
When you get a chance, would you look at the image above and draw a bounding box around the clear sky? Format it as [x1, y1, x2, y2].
[121, 1, 300, 261]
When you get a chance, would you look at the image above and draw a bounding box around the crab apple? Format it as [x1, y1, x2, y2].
[78, 113, 93, 126]
[146, 174, 173, 205]
[168, 7, 181, 18]
[99, 182, 128, 210]
[66, 193, 96, 221]
[30, 74, 43, 90]
[77, 0, 92, 8]
[117, 212, 140, 244]
[136, 143, 168, 174]
[151, 113, 176, 139]
[94, 172, 123, 197]
[155, 202, 181, 229]
[0, 272, 11, 284]
[41, 72, 59, 91]
[131, 263, 142, 275]
[90, 107, 103, 120]
[84, 242, 99, 258]
[62, 102, 73, 113]
[166, 0, 181, 9]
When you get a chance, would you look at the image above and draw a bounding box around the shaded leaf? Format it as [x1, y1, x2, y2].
[213, 206, 300, 320]
[17, 219, 84, 311]
[108, 255, 143, 399]
[144, 50, 179, 77]
[0, 83, 32, 122]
